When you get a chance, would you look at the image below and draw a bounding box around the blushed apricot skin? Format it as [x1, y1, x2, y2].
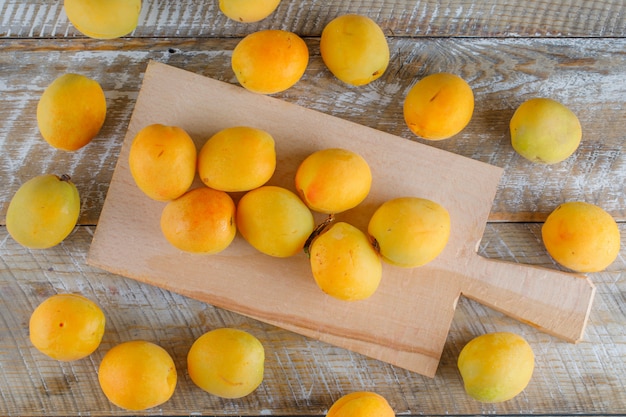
[187, 328, 265, 399]
[37, 73, 106, 151]
[403, 73, 474, 140]
[29, 293, 105, 361]
[64, 0, 142, 39]
[541, 201, 620, 272]
[368, 197, 451, 267]
[510, 97, 582, 164]
[98, 340, 177, 411]
[198, 126, 276, 192]
[295, 148, 372, 214]
[219, 0, 281, 22]
[309, 222, 382, 301]
[457, 332, 534, 403]
[160, 187, 236, 254]
[237, 186, 315, 257]
[326, 392, 394, 417]
[232, 29, 309, 94]
[129, 124, 197, 201]
[320, 14, 390, 86]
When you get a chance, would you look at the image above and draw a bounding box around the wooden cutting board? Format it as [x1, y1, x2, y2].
[87, 61, 595, 377]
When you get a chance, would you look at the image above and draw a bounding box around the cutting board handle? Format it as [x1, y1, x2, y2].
[462, 256, 596, 342]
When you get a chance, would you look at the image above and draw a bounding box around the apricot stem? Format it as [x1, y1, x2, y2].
[303, 214, 335, 258]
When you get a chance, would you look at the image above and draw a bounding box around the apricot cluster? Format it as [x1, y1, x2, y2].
[28, 291, 265, 410]
[128, 122, 451, 302]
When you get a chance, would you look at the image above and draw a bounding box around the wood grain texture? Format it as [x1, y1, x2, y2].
[1, 0, 625, 414]
[1, 0, 625, 38]
[1, 37, 625, 224]
[1, 224, 624, 416]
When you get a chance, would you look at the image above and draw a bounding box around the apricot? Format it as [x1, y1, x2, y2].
[160, 187, 236, 254]
[368, 197, 450, 267]
[541, 201, 620, 272]
[64, 0, 142, 39]
[219, 0, 281, 22]
[98, 340, 177, 410]
[403, 72, 474, 140]
[6, 174, 80, 249]
[232, 29, 309, 94]
[129, 124, 197, 201]
[198, 126, 276, 192]
[320, 14, 390, 86]
[29, 293, 105, 361]
[37, 73, 106, 151]
[510, 97, 582, 164]
[295, 148, 372, 214]
[457, 332, 535, 403]
[309, 222, 382, 301]
[326, 392, 395, 417]
[187, 328, 265, 399]
[237, 186, 315, 257]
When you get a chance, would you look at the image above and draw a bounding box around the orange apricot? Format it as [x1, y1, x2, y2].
[541, 201, 620, 272]
[295, 148, 372, 214]
[236, 186, 315, 257]
[232, 29, 309, 94]
[98, 340, 177, 410]
[327, 392, 394, 417]
[129, 124, 197, 201]
[403, 72, 474, 140]
[37, 73, 106, 151]
[29, 293, 105, 361]
[309, 222, 382, 301]
[160, 187, 236, 254]
[198, 126, 276, 192]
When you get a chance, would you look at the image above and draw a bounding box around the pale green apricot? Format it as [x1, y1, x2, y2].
[510, 97, 582, 164]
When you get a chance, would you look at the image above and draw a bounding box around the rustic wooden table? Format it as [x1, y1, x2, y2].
[1, 1, 625, 416]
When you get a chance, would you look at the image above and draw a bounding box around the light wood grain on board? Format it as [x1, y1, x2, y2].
[1, 0, 625, 38]
[1, 224, 624, 415]
[1, 38, 625, 225]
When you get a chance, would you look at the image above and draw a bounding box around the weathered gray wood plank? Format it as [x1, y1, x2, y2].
[1, 0, 625, 39]
[1, 37, 624, 223]
[0, 223, 624, 416]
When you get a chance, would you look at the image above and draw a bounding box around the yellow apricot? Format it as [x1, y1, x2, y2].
[237, 186, 315, 257]
[129, 124, 197, 201]
[219, 0, 281, 22]
[37, 73, 106, 151]
[6, 174, 80, 249]
[320, 14, 390, 86]
[457, 332, 535, 403]
[368, 197, 450, 267]
[403, 72, 474, 140]
[232, 29, 309, 94]
[198, 126, 276, 192]
[327, 392, 394, 417]
[295, 148, 372, 214]
[160, 187, 236, 254]
[29, 293, 105, 361]
[187, 328, 265, 399]
[309, 222, 382, 301]
[64, 0, 142, 39]
[510, 97, 582, 164]
[541, 201, 620, 272]
[98, 340, 177, 411]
